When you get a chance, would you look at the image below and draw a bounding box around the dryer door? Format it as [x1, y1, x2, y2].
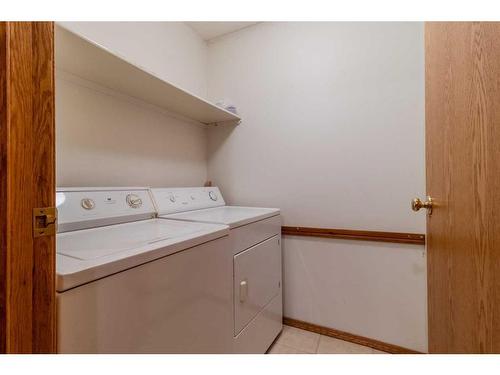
[234, 235, 282, 335]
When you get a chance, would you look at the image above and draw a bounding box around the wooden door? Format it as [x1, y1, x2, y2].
[426, 22, 500, 353]
[0, 22, 56, 353]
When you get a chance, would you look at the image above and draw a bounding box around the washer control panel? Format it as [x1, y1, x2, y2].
[150, 187, 225, 215]
[56, 188, 155, 232]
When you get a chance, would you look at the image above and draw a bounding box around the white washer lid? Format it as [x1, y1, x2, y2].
[57, 218, 214, 260]
[161, 206, 280, 229]
[56, 218, 229, 291]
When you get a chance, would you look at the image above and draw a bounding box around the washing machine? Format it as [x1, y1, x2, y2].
[150, 187, 282, 353]
[56, 187, 233, 353]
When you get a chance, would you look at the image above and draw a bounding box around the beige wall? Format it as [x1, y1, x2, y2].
[206, 22, 427, 351]
[56, 22, 209, 187]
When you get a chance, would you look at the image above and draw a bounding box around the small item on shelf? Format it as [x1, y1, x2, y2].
[216, 100, 238, 115]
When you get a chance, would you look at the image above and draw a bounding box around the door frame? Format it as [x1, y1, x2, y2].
[0, 21, 56, 354]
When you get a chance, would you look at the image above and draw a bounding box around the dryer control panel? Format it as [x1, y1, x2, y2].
[150, 187, 226, 215]
[56, 187, 156, 233]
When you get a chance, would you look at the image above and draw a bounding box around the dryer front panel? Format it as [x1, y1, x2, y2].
[233, 235, 282, 336]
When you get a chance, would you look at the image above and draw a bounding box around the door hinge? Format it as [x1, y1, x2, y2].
[33, 207, 58, 238]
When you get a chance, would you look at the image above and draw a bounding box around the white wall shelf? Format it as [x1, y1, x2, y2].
[55, 25, 241, 126]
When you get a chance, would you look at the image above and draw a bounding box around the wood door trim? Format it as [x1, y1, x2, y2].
[0, 22, 56, 354]
[0, 22, 7, 354]
[283, 317, 422, 354]
[282, 226, 425, 245]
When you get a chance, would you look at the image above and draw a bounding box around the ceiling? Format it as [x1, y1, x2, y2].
[185, 22, 258, 41]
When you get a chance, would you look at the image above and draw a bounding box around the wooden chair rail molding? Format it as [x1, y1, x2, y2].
[283, 317, 422, 354]
[281, 226, 425, 245]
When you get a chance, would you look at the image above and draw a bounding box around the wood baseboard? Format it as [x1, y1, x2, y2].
[283, 317, 422, 354]
[282, 226, 425, 245]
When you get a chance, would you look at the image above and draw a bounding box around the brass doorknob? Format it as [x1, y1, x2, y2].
[412, 196, 433, 215]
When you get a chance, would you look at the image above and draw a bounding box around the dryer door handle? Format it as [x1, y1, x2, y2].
[239, 279, 248, 303]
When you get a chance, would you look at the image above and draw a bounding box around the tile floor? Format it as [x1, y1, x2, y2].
[267, 325, 387, 354]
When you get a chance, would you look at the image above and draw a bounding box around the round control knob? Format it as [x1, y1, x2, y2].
[209, 191, 218, 201]
[126, 194, 142, 208]
[81, 198, 95, 210]
[169, 195, 176, 203]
